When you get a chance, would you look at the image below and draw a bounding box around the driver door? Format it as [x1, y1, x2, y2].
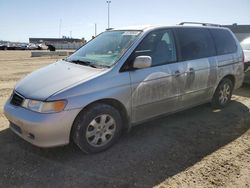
[128, 29, 186, 123]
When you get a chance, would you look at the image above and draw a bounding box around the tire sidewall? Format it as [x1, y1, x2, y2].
[73, 104, 122, 153]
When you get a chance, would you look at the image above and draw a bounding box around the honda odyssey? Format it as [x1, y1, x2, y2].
[4, 23, 244, 153]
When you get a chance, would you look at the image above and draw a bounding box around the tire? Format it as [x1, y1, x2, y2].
[212, 78, 233, 109]
[72, 103, 123, 153]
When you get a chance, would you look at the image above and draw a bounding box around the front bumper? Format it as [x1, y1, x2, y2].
[4, 99, 81, 147]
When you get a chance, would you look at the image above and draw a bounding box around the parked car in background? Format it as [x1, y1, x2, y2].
[241, 37, 250, 84]
[27, 43, 39, 50]
[4, 23, 244, 153]
[27, 43, 49, 50]
[38, 43, 48, 50]
[15, 43, 28, 50]
[0, 44, 8, 50]
[1, 42, 51, 51]
[6, 43, 17, 50]
[46, 44, 56, 51]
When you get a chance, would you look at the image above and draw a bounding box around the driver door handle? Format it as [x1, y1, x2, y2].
[174, 70, 181, 77]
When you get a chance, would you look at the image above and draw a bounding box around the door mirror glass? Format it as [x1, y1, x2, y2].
[133, 56, 152, 69]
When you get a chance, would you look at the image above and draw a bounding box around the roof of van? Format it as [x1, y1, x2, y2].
[112, 24, 228, 31]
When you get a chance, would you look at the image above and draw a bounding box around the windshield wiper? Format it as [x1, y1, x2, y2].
[65, 58, 110, 69]
[67, 59, 98, 68]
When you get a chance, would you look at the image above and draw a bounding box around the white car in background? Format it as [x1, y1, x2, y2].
[27, 43, 39, 50]
[38, 43, 48, 50]
[241, 37, 250, 84]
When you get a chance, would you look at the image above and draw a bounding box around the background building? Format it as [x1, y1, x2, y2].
[29, 37, 86, 50]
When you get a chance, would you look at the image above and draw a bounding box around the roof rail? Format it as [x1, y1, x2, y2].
[179, 22, 221, 27]
[106, 28, 114, 31]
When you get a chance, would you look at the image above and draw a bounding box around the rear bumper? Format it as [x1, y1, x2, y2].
[4, 99, 81, 147]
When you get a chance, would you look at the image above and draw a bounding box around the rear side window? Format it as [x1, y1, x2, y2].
[210, 29, 237, 55]
[176, 28, 216, 61]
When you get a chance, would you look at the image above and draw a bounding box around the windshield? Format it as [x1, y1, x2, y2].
[241, 37, 250, 50]
[67, 30, 141, 68]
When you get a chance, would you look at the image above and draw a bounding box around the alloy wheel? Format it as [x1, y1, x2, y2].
[86, 114, 116, 147]
[218, 83, 231, 105]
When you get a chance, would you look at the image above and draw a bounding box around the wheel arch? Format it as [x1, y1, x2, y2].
[213, 74, 236, 96]
[70, 98, 130, 142]
[211, 74, 235, 108]
[222, 74, 235, 87]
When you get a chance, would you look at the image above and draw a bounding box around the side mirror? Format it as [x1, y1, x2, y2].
[133, 56, 152, 69]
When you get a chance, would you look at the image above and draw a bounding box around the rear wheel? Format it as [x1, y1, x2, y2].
[212, 78, 233, 109]
[72, 103, 122, 153]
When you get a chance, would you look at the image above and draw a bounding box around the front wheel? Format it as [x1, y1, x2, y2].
[72, 103, 122, 153]
[212, 78, 233, 109]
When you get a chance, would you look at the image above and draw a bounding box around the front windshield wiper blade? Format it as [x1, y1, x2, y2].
[67, 59, 98, 68]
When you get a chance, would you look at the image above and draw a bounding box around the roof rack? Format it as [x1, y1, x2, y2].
[179, 22, 221, 27]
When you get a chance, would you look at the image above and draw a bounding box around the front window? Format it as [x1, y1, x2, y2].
[131, 29, 177, 67]
[67, 30, 141, 68]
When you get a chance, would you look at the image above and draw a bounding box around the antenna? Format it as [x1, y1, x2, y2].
[95, 23, 97, 36]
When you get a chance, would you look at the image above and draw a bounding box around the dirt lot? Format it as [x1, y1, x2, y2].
[0, 51, 249, 188]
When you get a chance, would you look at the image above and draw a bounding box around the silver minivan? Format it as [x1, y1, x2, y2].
[4, 23, 244, 153]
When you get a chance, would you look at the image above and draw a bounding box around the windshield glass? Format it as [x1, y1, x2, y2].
[241, 37, 250, 50]
[67, 30, 141, 68]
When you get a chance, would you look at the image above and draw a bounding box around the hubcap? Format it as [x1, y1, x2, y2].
[219, 83, 231, 105]
[86, 114, 116, 147]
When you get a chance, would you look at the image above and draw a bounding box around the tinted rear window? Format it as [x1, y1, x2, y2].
[176, 28, 216, 61]
[210, 29, 237, 55]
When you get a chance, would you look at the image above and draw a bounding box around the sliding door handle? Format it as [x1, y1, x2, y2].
[189, 68, 195, 74]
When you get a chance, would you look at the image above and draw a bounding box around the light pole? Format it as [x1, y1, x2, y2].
[95, 23, 97, 36]
[106, 1, 111, 29]
[59, 19, 62, 38]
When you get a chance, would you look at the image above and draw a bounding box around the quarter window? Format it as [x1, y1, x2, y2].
[210, 29, 237, 55]
[176, 28, 216, 61]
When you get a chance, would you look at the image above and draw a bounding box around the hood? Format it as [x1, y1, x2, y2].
[15, 60, 105, 100]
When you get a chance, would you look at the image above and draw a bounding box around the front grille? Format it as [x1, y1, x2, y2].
[10, 92, 24, 106]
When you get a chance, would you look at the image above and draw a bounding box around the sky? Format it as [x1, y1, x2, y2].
[0, 0, 250, 42]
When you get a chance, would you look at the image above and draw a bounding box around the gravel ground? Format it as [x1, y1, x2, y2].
[0, 51, 249, 188]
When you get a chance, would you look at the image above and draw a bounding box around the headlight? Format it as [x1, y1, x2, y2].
[22, 99, 67, 113]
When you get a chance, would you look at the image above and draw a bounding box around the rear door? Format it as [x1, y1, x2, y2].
[174, 28, 217, 107]
[128, 29, 186, 123]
